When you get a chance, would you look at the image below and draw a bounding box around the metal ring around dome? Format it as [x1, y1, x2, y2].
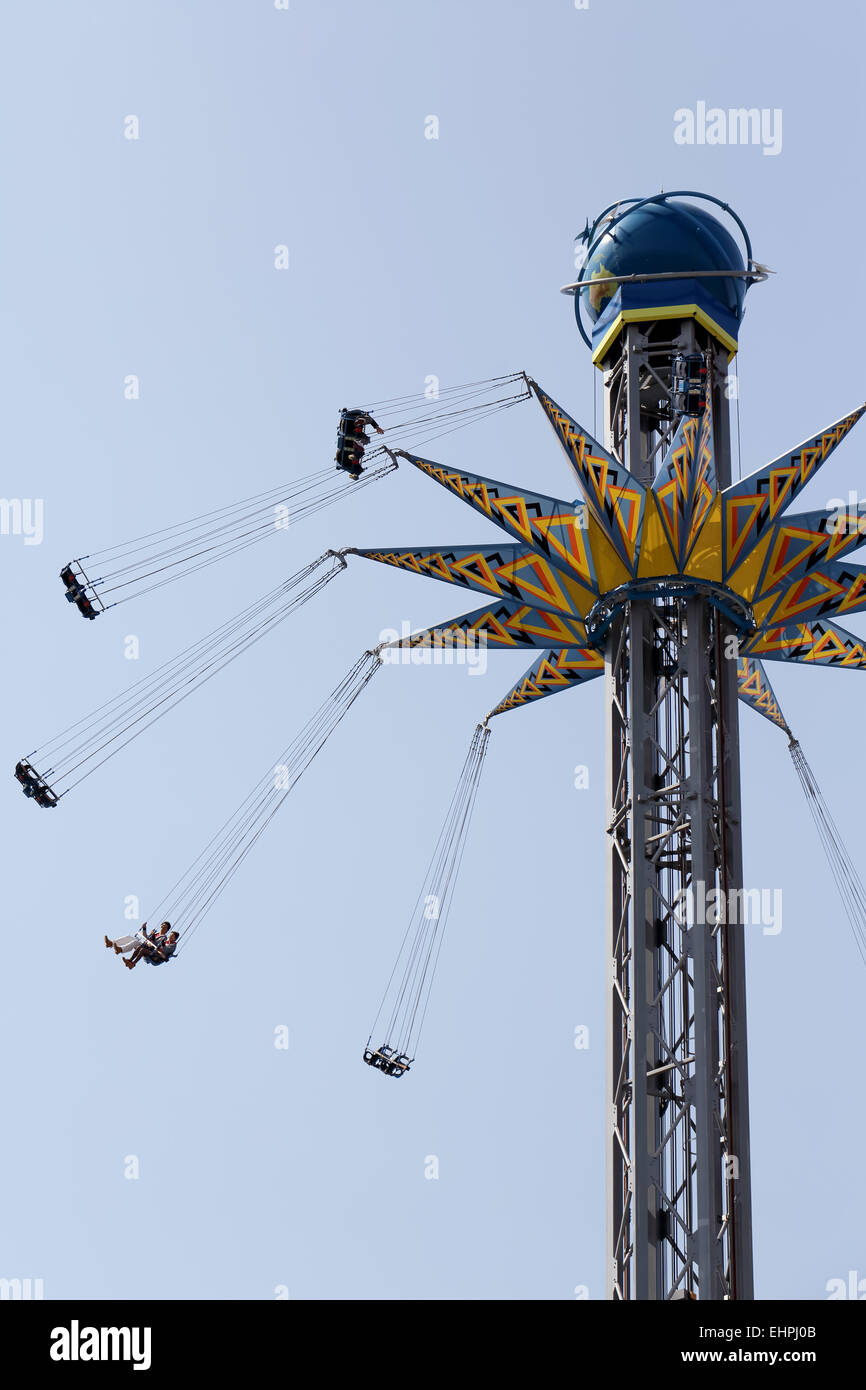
[560, 265, 770, 297]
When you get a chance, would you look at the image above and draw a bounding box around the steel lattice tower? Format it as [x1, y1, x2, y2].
[601, 323, 753, 1299]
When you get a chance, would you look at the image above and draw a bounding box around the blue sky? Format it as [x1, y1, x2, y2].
[1, 0, 864, 1300]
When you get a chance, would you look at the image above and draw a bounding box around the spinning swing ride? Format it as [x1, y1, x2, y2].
[16, 191, 866, 1300]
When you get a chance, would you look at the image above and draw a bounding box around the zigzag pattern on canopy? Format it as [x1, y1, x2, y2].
[652, 400, 717, 570]
[488, 646, 605, 717]
[364, 379, 866, 721]
[742, 617, 866, 668]
[483, 647, 791, 730]
[736, 505, 866, 604]
[722, 405, 866, 581]
[397, 453, 599, 593]
[751, 556, 866, 628]
[387, 599, 591, 651]
[354, 543, 594, 617]
[736, 655, 789, 733]
[528, 381, 647, 576]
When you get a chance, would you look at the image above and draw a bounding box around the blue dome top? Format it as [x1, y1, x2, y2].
[580, 198, 747, 327]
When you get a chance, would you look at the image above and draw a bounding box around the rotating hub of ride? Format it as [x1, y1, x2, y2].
[584, 577, 755, 650]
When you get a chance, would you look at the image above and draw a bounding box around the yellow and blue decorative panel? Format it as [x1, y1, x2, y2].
[359, 379, 866, 720]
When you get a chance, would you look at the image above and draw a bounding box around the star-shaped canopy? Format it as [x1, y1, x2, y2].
[355, 379, 866, 725]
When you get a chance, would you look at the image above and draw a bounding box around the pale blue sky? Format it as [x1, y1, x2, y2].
[1, 0, 864, 1300]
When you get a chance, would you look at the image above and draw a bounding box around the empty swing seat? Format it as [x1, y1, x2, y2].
[60, 566, 84, 602]
[75, 594, 98, 620]
[363, 1044, 411, 1078]
[60, 565, 100, 618]
[13, 760, 59, 808]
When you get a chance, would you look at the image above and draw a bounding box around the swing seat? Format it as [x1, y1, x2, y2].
[60, 564, 100, 618]
[363, 1045, 411, 1077]
[13, 760, 59, 807]
[61, 565, 85, 602]
[74, 593, 99, 620]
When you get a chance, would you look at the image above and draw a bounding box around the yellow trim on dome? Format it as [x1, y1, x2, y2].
[591, 305, 739, 367]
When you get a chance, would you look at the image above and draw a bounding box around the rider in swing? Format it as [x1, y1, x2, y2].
[104, 922, 179, 970]
[335, 408, 385, 480]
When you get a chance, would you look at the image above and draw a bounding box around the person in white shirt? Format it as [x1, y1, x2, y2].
[104, 922, 175, 969]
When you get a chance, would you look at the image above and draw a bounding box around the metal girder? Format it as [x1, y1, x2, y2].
[602, 321, 754, 1300]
